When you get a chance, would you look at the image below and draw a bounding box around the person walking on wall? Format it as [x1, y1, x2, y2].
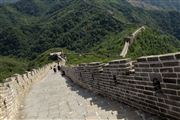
[57, 64, 61, 71]
[53, 65, 57, 73]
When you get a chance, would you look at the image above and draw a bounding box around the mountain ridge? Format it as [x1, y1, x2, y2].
[0, 0, 180, 82]
[0, 0, 179, 59]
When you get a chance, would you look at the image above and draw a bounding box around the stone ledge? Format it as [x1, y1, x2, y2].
[0, 63, 53, 120]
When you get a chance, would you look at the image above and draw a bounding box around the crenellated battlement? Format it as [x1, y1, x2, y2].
[0, 63, 53, 120]
[62, 52, 180, 120]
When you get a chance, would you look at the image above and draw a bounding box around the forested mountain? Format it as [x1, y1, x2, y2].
[0, 0, 180, 59]
[127, 0, 180, 11]
[0, 0, 180, 82]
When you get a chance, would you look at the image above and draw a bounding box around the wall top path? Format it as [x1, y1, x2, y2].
[0, 63, 53, 120]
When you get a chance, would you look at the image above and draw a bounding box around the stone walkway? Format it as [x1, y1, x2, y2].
[19, 70, 160, 120]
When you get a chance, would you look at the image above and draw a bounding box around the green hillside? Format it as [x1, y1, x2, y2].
[0, 56, 28, 82]
[128, 28, 180, 58]
[0, 0, 180, 82]
[0, 0, 180, 58]
[0, 47, 118, 82]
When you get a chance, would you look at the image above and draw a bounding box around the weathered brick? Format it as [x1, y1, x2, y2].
[168, 95, 180, 101]
[163, 89, 177, 95]
[146, 107, 159, 114]
[139, 63, 150, 67]
[178, 91, 180, 96]
[138, 94, 147, 98]
[163, 78, 177, 84]
[140, 73, 149, 77]
[142, 77, 150, 81]
[134, 63, 139, 67]
[153, 68, 160, 72]
[160, 68, 173, 73]
[172, 107, 180, 113]
[159, 108, 167, 113]
[157, 103, 170, 109]
[143, 91, 154, 96]
[165, 114, 179, 120]
[141, 68, 153, 72]
[147, 96, 157, 101]
[135, 73, 140, 76]
[159, 55, 175, 61]
[150, 62, 163, 67]
[163, 61, 179, 67]
[136, 85, 145, 89]
[168, 111, 180, 118]
[147, 57, 159, 62]
[134, 77, 143, 80]
[135, 81, 147, 86]
[137, 57, 147, 62]
[175, 53, 180, 60]
[148, 104, 159, 111]
[145, 87, 154, 91]
[109, 59, 130, 64]
[166, 84, 180, 90]
[174, 67, 180, 72]
[158, 98, 164, 103]
[162, 73, 177, 78]
[165, 100, 180, 107]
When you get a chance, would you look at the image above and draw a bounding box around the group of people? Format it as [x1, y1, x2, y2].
[51, 64, 61, 73]
[50, 63, 65, 76]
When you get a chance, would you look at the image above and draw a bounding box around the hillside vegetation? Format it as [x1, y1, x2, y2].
[0, 0, 180, 58]
[0, 0, 180, 82]
[0, 56, 28, 82]
[128, 28, 180, 58]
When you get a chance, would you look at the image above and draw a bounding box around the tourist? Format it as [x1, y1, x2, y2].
[57, 64, 61, 71]
[53, 67, 57, 73]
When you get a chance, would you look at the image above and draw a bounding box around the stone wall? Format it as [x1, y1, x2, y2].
[62, 52, 180, 120]
[0, 64, 52, 120]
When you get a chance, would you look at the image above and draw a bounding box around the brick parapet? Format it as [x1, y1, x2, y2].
[62, 52, 180, 120]
[0, 63, 53, 120]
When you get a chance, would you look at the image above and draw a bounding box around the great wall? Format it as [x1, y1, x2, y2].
[120, 26, 145, 57]
[62, 52, 180, 120]
[0, 52, 180, 120]
[0, 64, 52, 120]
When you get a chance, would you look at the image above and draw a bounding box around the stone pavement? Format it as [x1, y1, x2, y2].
[19, 70, 160, 120]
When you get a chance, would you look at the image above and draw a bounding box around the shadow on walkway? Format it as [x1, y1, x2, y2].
[63, 76, 161, 120]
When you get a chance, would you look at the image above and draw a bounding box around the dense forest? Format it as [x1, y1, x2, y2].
[0, 0, 180, 82]
[0, 0, 180, 58]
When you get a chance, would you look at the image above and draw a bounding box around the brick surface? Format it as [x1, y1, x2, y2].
[62, 52, 180, 120]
